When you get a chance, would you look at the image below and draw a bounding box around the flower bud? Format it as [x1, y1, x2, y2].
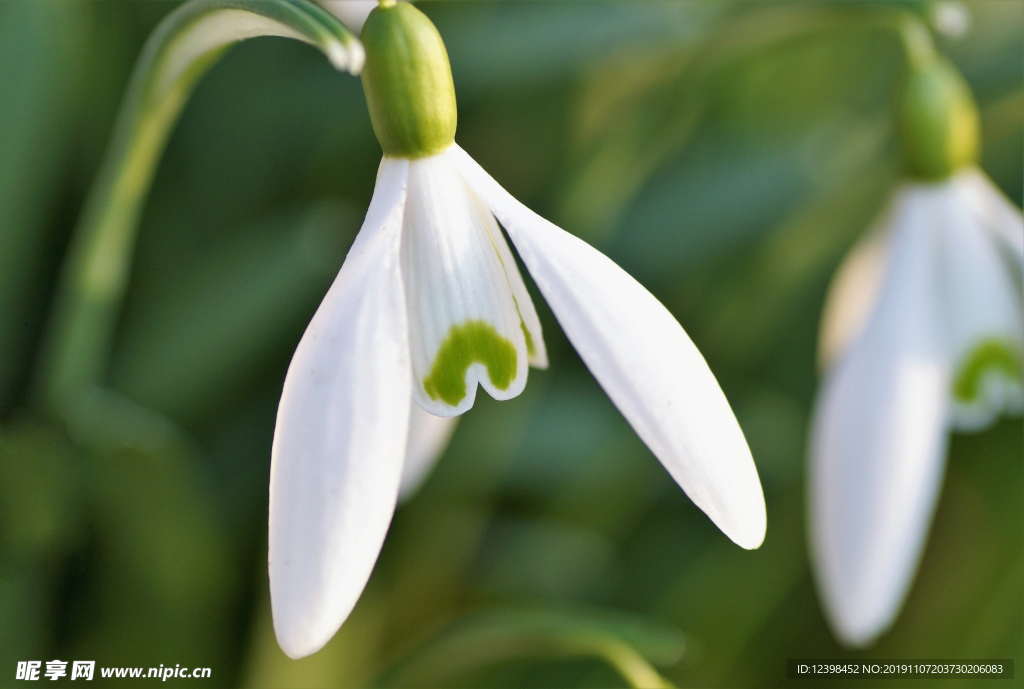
[360, 2, 457, 158]
[899, 57, 978, 180]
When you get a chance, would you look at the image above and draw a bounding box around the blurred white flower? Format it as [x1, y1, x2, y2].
[269, 1, 765, 659]
[931, 1, 971, 39]
[810, 168, 1023, 646]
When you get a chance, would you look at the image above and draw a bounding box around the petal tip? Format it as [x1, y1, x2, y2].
[810, 504, 905, 650]
[823, 595, 892, 649]
[734, 526, 766, 551]
[723, 501, 767, 550]
[270, 599, 337, 660]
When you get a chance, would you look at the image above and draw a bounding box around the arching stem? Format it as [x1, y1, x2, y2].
[34, 0, 360, 422]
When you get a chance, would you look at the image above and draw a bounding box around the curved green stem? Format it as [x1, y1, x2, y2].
[394, 632, 679, 689]
[375, 609, 684, 689]
[34, 0, 359, 417]
[583, 638, 679, 689]
[879, 7, 938, 70]
[563, 5, 937, 238]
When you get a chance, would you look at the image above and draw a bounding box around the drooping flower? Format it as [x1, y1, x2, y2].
[319, 0, 454, 503]
[269, 2, 766, 658]
[809, 52, 1023, 647]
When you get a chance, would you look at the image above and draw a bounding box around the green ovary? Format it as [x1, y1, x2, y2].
[423, 320, 518, 406]
[952, 338, 1024, 403]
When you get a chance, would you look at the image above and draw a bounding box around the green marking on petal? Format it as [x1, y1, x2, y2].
[952, 338, 1024, 403]
[521, 321, 536, 358]
[423, 320, 517, 406]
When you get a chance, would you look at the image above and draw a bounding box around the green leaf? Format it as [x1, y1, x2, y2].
[0, 0, 84, 409]
[0, 418, 83, 666]
[65, 399, 236, 670]
[0, 418, 82, 558]
[109, 203, 358, 421]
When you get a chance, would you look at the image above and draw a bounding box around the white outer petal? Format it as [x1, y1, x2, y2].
[399, 404, 459, 501]
[450, 145, 766, 549]
[810, 205, 950, 647]
[269, 158, 410, 659]
[818, 183, 960, 372]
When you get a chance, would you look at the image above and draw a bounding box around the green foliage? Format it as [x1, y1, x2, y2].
[0, 1, 1021, 688]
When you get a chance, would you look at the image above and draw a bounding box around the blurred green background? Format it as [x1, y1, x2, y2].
[1, 1, 1021, 687]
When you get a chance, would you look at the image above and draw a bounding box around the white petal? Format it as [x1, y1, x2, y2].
[400, 404, 459, 501]
[961, 168, 1024, 269]
[818, 227, 889, 371]
[810, 206, 950, 647]
[451, 145, 766, 549]
[818, 183, 962, 371]
[483, 215, 549, 368]
[401, 151, 530, 417]
[938, 178, 1024, 431]
[269, 158, 410, 659]
[316, 0, 381, 33]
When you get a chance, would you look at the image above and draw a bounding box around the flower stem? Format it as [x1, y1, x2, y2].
[374, 608, 685, 689]
[593, 639, 680, 689]
[34, 0, 359, 418]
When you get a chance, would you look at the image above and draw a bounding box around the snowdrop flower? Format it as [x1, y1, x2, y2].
[317, 0, 456, 499]
[810, 54, 1023, 647]
[269, 1, 766, 658]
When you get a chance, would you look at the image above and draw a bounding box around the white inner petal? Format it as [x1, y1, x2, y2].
[481, 209, 548, 368]
[401, 152, 529, 416]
